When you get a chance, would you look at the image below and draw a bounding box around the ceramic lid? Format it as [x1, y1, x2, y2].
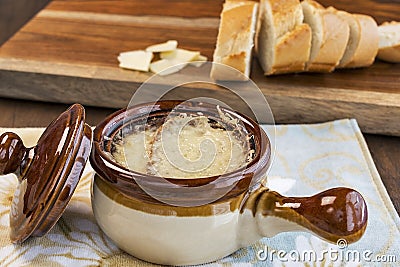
[0, 104, 92, 243]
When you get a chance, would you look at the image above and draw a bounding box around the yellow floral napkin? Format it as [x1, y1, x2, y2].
[0, 119, 399, 266]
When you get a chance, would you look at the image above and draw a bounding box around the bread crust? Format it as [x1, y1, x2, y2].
[303, 1, 350, 72]
[269, 0, 304, 37]
[377, 21, 400, 63]
[270, 24, 312, 74]
[211, 1, 258, 80]
[256, 0, 311, 75]
[335, 10, 359, 68]
[344, 14, 378, 68]
[377, 45, 400, 63]
[217, 0, 389, 77]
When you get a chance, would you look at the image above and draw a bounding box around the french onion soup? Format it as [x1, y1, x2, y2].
[110, 109, 255, 178]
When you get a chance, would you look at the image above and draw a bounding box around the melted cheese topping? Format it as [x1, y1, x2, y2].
[112, 127, 156, 174]
[112, 114, 252, 179]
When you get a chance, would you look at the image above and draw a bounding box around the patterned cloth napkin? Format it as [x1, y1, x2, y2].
[0, 119, 399, 266]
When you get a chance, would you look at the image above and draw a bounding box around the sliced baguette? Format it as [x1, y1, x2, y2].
[210, 0, 258, 81]
[377, 21, 400, 63]
[256, 0, 311, 75]
[334, 10, 379, 68]
[302, 0, 349, 72]
[272, 24, 312, 74]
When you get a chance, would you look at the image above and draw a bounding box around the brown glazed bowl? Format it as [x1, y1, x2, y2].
[89, 100, 368, 266]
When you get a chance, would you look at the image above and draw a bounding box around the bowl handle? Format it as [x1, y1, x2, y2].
[0, 132, 31, 180]
[242, 186, 368, 244]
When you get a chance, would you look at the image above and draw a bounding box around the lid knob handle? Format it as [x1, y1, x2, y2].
[0, 132, 28, 176]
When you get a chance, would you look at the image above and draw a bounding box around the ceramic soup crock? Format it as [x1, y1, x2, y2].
[90, 101, 367, 265]
[0, 102, 368, 266]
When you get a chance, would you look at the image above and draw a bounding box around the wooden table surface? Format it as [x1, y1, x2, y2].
[0, 0, 399, 136]
[0, 0, 398, 216]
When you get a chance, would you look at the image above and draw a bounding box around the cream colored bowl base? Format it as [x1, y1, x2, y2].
[92, 183, 244, 266]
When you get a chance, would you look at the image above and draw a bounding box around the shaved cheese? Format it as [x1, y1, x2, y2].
[148, 116, 250, 178]
[118, 43, 206, 75]
[118, 50, 153, 72]
[145, 40, 178, 52]
[150, 59, 187, 76]
[112, 114, 252, 178]
[190, 54, 208, 67]
[160, 48, 200, 63]
[194, 54, 208, 61]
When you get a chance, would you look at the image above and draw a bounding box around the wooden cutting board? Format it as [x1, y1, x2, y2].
[0, 0, 399, 136]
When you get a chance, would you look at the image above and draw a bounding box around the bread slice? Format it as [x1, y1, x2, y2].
[301, 0, 349, 72]
[272, 24, 312, 74]
[377, 21, 400, 63]
[256, 0, 311, 75]
[210, 0, 258, 81]
[334, 10, 378, 68]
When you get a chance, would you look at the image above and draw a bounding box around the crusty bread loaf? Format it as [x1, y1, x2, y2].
[256, 0, 311, 75]
[302, 0, 349, 72]
[213, 0, 392, 78]
[334, 9, 379, 68]
[210, 0, 258, 81]
[377, 21, 400, 63]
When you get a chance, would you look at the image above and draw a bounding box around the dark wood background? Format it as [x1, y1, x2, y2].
[0, 0, 50, 45]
